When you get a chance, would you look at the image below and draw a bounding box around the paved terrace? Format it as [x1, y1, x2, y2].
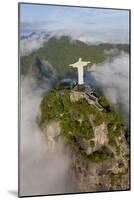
[72, 84, 103, 111]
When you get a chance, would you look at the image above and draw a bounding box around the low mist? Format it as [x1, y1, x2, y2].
[20, 30, 129, 56]
[87, 51, 129, 125]
[20, 77, 77, 196]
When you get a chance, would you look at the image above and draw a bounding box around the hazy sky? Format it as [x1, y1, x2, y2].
[20, 3, 129, 43]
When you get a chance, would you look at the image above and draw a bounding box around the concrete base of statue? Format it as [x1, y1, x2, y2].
[73, 84, 85, 92]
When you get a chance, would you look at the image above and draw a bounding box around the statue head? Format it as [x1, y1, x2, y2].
[79, 58, 82, 62]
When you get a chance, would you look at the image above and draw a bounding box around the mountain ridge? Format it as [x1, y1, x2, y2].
[20, 36, 129, 79]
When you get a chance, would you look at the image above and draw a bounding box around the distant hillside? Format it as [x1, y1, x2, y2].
[20, 36, 129, 78]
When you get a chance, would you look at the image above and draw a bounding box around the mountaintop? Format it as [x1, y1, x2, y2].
[39, 81, 129, 192]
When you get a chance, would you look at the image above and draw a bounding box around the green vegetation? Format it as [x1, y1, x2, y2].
[108, 171, 126, 186]
[98, 96, 111, 111]
[76, 145, 113, 163]
[87, 147, 113, 163]
[92, 90, 124, 151]
[40, 89, 64, 124]
[21, 36, 129, 77]
[40, 88, 94, 140]
[90, 140, 95, 148]
[107, 115, 124, 154]
[55, 81, 77, 90]
[40, 84, 125, 163]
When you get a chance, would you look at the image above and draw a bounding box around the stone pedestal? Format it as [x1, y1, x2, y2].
[78, 84, 85, 91]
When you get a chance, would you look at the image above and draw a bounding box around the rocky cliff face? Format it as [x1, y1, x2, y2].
[39, 87, 129, 192]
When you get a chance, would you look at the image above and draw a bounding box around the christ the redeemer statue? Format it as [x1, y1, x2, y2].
[69, 58, 90, 85]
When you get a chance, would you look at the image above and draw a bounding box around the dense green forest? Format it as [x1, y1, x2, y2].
[21, 36, 129, 77]
[40, 84, 124, 163]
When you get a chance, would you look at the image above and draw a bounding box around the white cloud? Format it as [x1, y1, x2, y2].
[20, 32, 50, 56]
[87, 52, 129, 124]
[20, 30, 129, 56]
[20, 77, 76, 196]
